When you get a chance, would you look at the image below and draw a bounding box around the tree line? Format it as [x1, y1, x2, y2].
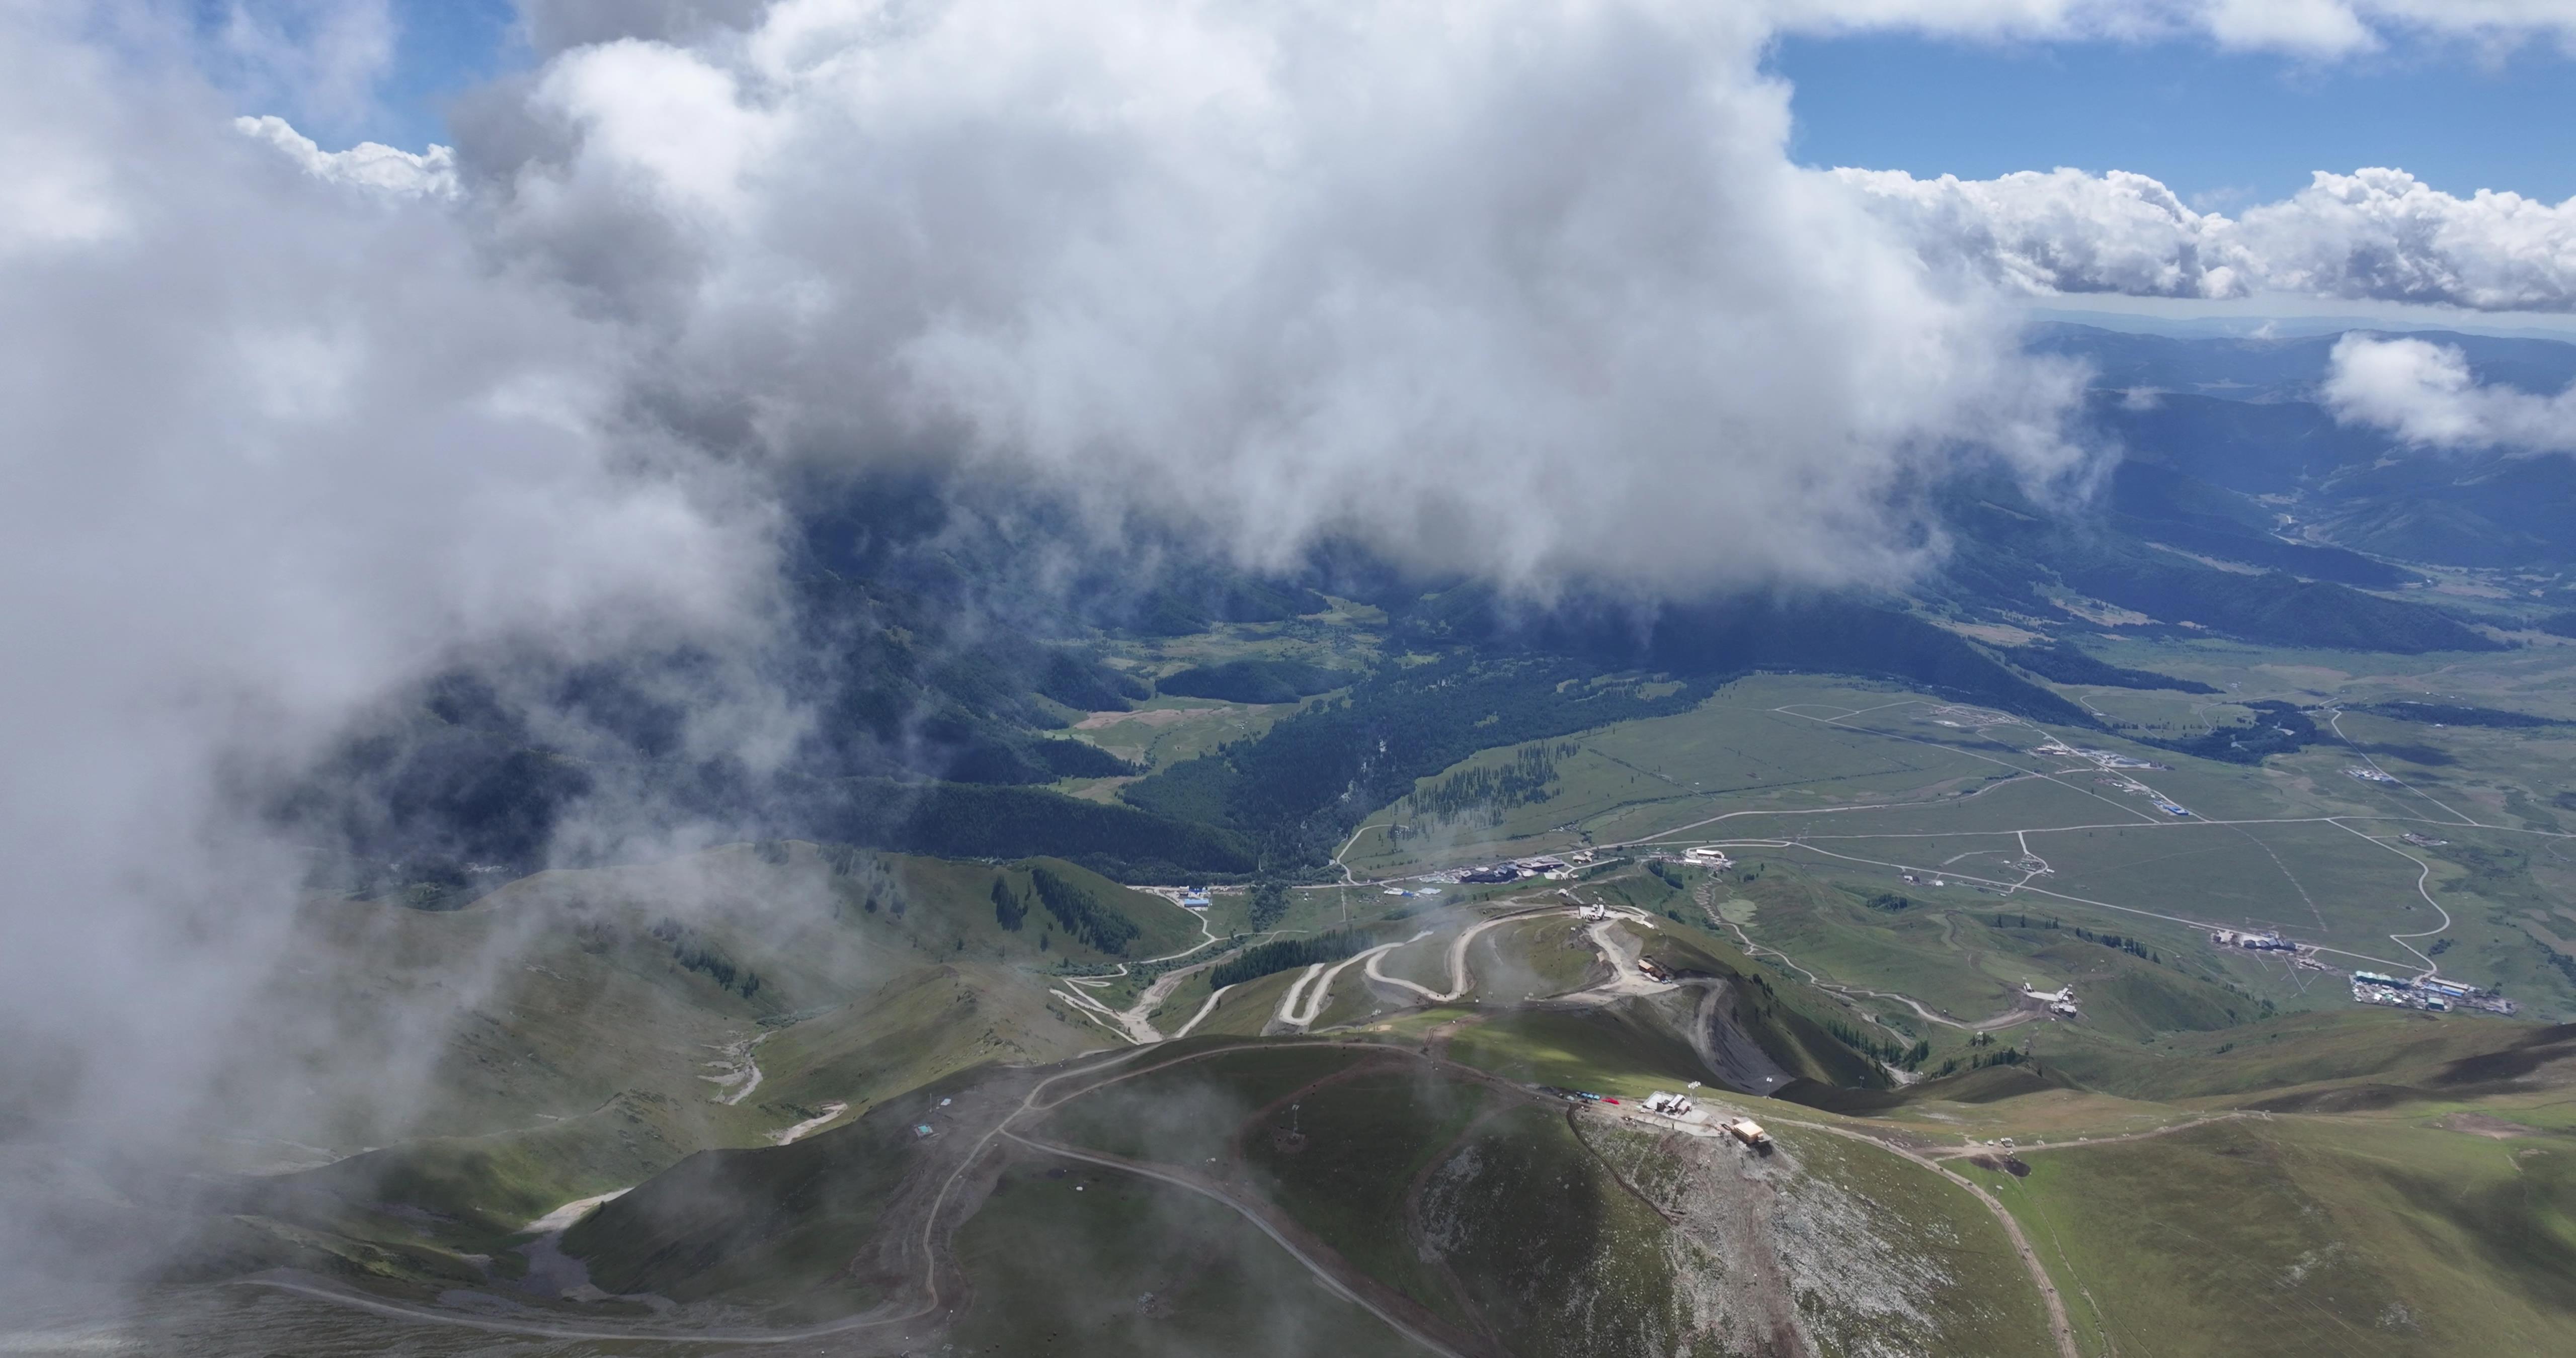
[1208, 931, 1363, 988]
[1029, 866, 1140, 955]
[649, 917, 763, 998]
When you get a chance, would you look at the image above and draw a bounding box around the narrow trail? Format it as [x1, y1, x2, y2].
[2325, 817, 2458, 978]
[237, 1047, 1167, 1349]
[1922, 1111, 2252, 1161]
[1048, 893, 1241, 1041]
[1051, 906, 1269, 1045]
[1363, 904, 1576, 1005]
[1738, 833, 2444, 977]
[2324, 708, 2481, 828]
[1000, 1131, 1478, 1358]
[1697, 889, 2021, 1036]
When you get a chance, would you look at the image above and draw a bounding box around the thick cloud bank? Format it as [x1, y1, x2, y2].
[1844, 166, 2576, 312]
[464, 0, 2092, 593]
[2325, 333, 2576, 451]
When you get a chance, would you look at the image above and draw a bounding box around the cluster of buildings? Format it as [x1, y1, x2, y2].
[1539, 1083, 1770, 1150]
[2346, 767, 2400, 784]
[2021, 981, 2079, 1016]
[2204, 928, 2515, 1018]
[2351, 972, 2516, 1015]
[1459, 854, 1574, 884]
[2034, 739, 2165, 772]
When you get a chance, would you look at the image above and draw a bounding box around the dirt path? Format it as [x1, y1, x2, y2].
[1271, 962, 1330, 1028]
[1922, 1111, 2251, 1161]
[251, 1034, 2068, 1357]
[1003, 1130, 1483, 1358]
[1366, 904, 1593, 1005]
[1553, 913, 1680, 1006]
[1562, 1107, 1684, 1226]
[244, 1056, 1121, 1350]
[1274, 934, 1425, 1031]
[1400, 1105, 1518, 1356]
[1700, 890, 2031, 1035]
[1168, 982, 1234, 1038]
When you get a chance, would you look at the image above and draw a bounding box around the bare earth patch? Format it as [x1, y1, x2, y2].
[2437, 1112, 2535, 1139]
[1074, 706, 1226, 730]
[1939, 621, 2044, 646]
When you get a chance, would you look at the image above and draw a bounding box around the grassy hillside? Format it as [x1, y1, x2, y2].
[2044, 1009, 2576, 1112]
[946, 1167, 1423, 1358]
[181, 840, 1202, 1290]
[1961, 1116, 2576, 1356]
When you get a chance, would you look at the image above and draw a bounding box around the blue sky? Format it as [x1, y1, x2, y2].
[1769, 32, 2576, 207]
[374, 0, 518, 144]
[355, 6, 2575, 214]
[282, 0, 518, 149]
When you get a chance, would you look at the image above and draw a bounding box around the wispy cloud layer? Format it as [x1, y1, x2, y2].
[1774, 0, 2576, 56]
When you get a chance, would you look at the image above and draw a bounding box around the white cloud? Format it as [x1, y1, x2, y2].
[472, 0, 2093, 594]
[1845, 165, 2576, 312]
[233, 113, 456, 197]
[2239, 169, 2576, 311]
[2324, 333, 2576, 450]
[1831, 166, 2248, 299]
